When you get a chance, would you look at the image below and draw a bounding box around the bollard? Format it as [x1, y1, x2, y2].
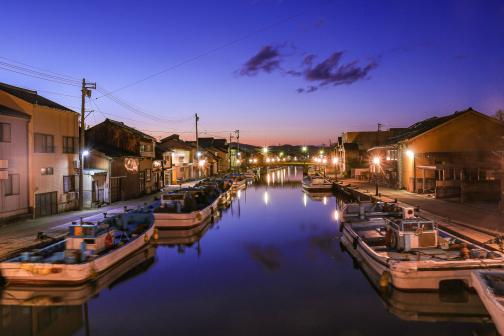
[103, 212, 107, 218]
[124, 206, 128, 213]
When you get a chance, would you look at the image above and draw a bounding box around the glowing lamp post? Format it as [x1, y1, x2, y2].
[406, 149, 416, 192]
[373, 156, 381, 196]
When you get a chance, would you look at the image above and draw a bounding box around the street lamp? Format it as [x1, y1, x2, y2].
[373, 156, 381, 196]
[406, 149, 416, 192]
[262, 147, 268, 154]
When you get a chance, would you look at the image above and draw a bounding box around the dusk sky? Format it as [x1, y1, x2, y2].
[1, 0, 504, 145]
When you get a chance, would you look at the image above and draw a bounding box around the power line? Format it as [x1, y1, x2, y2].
[95, 10, 305, 99]
[0, 56, 80, 81]
[96, 85, 193, 123]
[37, 89, 81, 98]
[0, 64, 81, 87]
[0, 60, 80, 85]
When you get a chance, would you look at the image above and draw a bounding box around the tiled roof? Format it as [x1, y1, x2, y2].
[91, 144, 138, 158]
[388, 108, 474, 143]
[105, 119, 155, 141]
[0, 82, 75, 112]
[159, 134, 194, 151]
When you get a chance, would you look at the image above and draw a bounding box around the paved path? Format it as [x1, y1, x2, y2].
[337, 179, 504, 250]
[0, 180, 203, 260]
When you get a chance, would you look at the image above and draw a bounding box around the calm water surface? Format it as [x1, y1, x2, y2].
[0, 167, 498, 335]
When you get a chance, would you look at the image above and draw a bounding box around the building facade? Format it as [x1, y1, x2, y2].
[0, 104, 30, 219]
[0, 83, 79, 218]
[368, 108, 504, 201]
[85, 119, 157, 207]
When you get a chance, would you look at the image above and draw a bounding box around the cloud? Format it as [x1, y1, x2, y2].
[239, 45, 282, 76]
[238, 46, 378, 93]
[296, 52, 378, 93]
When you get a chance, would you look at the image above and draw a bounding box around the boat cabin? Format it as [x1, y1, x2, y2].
[386, 217, 438, 251]
[66, 222, 116, 257]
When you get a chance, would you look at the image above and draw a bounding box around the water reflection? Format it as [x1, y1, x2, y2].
[0, 245, 156, 335]
[0, 166, 498, 335]
[245, 243, 282, 272]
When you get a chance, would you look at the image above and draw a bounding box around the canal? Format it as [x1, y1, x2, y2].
[0, 167, 498, 335]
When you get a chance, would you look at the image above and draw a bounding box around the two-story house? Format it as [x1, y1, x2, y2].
[158, 134, 195, 184]
[0, 104, 30, 220]
[0, 82, 79, 218]
[84, 119, 157, 207]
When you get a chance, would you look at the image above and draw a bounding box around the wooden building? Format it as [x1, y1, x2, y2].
[84, 119, 157, 207]
[368, 108, 504, 201]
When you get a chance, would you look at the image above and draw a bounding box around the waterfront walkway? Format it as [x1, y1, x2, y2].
[338, 179, 504, 249]
[0, 180, 201, 260]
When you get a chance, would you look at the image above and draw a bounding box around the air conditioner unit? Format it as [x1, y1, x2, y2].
[0, 160, 8, 169]
[402, 207, 415, 219]
[0, 171, 8, 180]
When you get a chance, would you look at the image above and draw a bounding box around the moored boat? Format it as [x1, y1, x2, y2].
[154, 186, 221, 229]
[0, 206, 156, 286]
[340, 207, 504, 290]
[472, 270, 504, 335]
[343, 238, 492, 324]
[302, 176, 333, 193]
[0, 245, 156, 306]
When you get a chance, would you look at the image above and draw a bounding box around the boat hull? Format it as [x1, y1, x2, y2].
[471, 270, 504, 335]
[302, 184, 333, 193]
[341, 224, 504, 290]
[0, 224, 155, 286]
[154, 197, 220, 229]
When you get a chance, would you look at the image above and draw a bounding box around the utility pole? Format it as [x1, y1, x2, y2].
[228, 133, 233, 171]
[235, 130, 240, 172]
[79, 78, 96, 210]
[194, 113, 200, 178]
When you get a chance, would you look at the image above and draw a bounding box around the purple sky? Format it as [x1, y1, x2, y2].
[1, 0, 504, 145]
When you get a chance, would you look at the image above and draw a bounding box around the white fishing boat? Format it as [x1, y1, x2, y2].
[156, 218, 213, 246]
[340, 207, 504, 290]
[230, 175, 247, 190]
[341, 201, 404, 221]
[0, 245, 156, 307]
[154, 188, 221, 229]
[472, 270, 504, 335]
[345, 241, 491, 324]
[244, 171, 256, 179]
[302, 176, 333, 192]
[0, 207, 156, 285]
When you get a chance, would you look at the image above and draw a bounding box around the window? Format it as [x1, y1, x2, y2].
[0, 123, 11, 142]
[4, 174, 20, 196]
[34, 133, 54, 153]
[41, 167, 54, 175]
[63, 175, 75, 193]
[63, 136, 78, 153]
[140, 143, 152, 152]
